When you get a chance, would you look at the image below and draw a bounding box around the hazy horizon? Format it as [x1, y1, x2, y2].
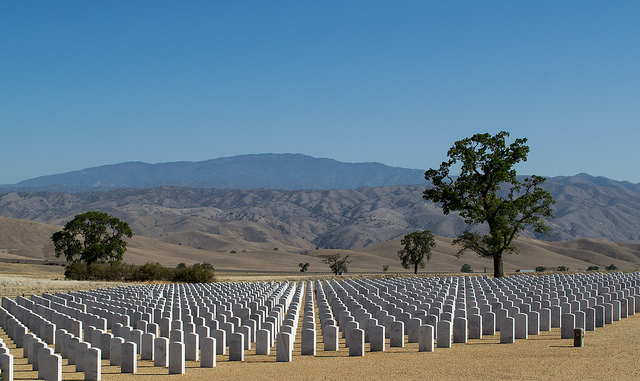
[4, 152, 637, 187]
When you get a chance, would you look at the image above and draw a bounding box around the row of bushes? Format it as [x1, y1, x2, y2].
[379, 264, 621, 274]
[537, 264, 618, 272]
[457, 263, 617, 273]
[64, 262, 216, 283]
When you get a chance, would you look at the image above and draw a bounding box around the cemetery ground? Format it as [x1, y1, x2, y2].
[0, 262, 638, 380]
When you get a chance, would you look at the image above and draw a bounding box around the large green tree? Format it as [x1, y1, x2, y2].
[397, 230, 436, 274]
[52, 211, 133, 266]
[423, 131, 555, 277]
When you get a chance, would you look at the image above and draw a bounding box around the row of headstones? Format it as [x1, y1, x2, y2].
[313, 272, 639, 355]
[300, 282, 317, 356]
[0, 272, 637, 379]
[346, 271, 639, 334]
[31, 280, 295, 362]
[319, 280, 394, 355]
[33, 281, 289, 340]
[2, 282, 256, 379]
[86, 281, 298, 349]
[229, 281, 299, 361]
[0, 297, 108, 381]
[95, 280, 308, 363]
[345, 273, 623, 322]
[0, 281, 308, 379]
[0, 328, 15, 380]
[0, 303, 72, 381]
[273, 282, 305, 361]
[89, 281, 293, 322]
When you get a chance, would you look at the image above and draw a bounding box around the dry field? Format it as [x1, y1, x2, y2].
[3, 216, 640, 275]
[0, 264, 638, 380]
[0, 262, 134, 298]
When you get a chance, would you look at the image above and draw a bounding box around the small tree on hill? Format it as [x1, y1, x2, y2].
[322, 253, 351, 275]
[52, 211, 133, 266]
[299, 262, 310, 272]
[397, 230, 436, 274]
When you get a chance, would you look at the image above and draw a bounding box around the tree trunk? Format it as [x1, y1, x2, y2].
[414, 263, 418, 274]
[493, 254, 504, 277]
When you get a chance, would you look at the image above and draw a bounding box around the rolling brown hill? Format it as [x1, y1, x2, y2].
[1, 174, 639, 253]
[1, 216, 638, 273]
[1, 171, 639, 274]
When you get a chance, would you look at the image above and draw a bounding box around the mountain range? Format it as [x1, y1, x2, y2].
[2, 154, 425, 192]
[1, 153, 639, 272]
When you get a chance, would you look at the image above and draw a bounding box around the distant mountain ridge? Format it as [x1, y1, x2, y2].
[2, 154, 640, 273]
[1, 172, 640, 251]
[2, 153, 640, 251]
[2, 153, 426, 191]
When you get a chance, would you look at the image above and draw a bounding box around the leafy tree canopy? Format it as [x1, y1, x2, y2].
[52, 211, 133, 266]
[423, 131, 555, 277]
[397, 230, 436, 274]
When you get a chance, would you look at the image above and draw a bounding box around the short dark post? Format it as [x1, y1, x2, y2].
[573, 328, 584, 347]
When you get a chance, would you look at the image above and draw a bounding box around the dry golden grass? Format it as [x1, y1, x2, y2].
[0, 262, 134, 298]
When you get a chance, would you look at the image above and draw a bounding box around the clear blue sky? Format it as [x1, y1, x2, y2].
[2, 1, 639, 184]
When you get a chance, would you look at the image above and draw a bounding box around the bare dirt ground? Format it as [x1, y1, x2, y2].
[1, 264, 638, 380]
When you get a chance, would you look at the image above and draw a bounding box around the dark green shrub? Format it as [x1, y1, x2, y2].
[460, 264, 473, 273]
[65, 262, 134, 281]
[64, 261, 216, 283]
[535, 266, 546, 272]
[137, 262, 171, 281]
[89, 263, 137, 281]
[587, 265, 600, 271]
[605, 264, 618, 271]
[65, 261, 89, 280]
[557, 265, 569, 272]
[173, 263, 216, 283]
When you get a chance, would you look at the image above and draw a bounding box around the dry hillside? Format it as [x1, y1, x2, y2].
[1, 216, 638, 273]
[2, 178, 640, 254]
